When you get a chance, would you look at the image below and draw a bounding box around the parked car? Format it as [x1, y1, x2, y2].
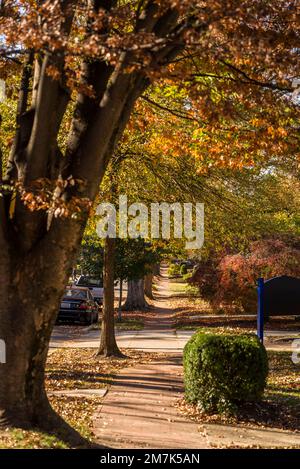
[75, 275, 104, 304]
[57, 286, 99, 324]
[170, 258, 182, 265]
[180, 259, 198, 269]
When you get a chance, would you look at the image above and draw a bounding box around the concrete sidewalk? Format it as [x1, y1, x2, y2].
[50, 326, 194, 352]
[50, 322, 297, 353]
[93, 355, 209, 449]
[92, 279, 210, 448]
[93, 354, 300, 449]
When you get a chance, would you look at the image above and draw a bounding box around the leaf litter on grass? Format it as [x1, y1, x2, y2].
[0, 347, 168, 448]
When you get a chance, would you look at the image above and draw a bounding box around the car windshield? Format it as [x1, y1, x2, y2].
[64, 289, 87, 299]
[77, 277, 103, 288]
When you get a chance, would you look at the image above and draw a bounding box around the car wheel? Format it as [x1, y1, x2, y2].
[80, 313, 90, 325]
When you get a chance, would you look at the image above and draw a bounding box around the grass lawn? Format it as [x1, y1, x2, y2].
[172, 296, 300, 332]
[168, 278, 199, 298]
[88, 317, 144, 332]
[115, 318, 144, 330]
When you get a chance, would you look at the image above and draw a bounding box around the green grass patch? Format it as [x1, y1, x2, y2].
[169, 280, 198, 298]
[89, 317, 144, 331]
[115, 318, 144, 330]
[0, 428, 69, 449]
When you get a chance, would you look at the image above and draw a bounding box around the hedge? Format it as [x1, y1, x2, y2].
[180, 264, 188, 275]
[183, 330, 268, 414]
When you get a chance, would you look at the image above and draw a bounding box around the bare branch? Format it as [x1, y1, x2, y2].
[220, 60, 292, 93]
[141, 94, 203, 123]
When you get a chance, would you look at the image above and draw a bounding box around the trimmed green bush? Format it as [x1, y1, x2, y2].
[183, 330, 268, 414]
[180, 263, 188, 275]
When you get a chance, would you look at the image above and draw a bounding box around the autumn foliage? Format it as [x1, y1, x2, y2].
[0, 0, 300, 436]
[190, 237, 300, 313]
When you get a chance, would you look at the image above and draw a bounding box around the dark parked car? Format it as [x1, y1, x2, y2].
[180, 259, 198, 269]
[75, 275, 103, 305]
[57, 287, 99, 324]
[170, 258, 181, 265]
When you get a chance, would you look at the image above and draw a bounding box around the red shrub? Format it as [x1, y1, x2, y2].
[190, 237, 300, 313]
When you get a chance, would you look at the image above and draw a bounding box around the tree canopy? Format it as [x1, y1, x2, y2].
[0, 0, 299, 435]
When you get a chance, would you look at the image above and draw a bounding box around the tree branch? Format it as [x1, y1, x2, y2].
[141, 94, 203, 123]
[24, 0, 76, 183]
[5, 50, 34, 181]
[220, 60, 292, 93]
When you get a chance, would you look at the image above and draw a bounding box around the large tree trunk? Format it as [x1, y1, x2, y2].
[97, 237, 122, 357]
[0, 284, 55, 428]
[123, 278, 149, 310]
[0, 220, 90, 445]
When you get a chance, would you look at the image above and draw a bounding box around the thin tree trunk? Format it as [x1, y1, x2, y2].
[153, 263, 160, 276]
[123, 278, 149, 310]
[118, 278, 123, 321]
[144, 272, 154, 299]
[97, 237, 122, 357]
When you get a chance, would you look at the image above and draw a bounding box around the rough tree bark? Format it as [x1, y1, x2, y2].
[0, 218, 87, 441]
[123, 278, 149, 310]
[144, 272, 154, 299]
[97, 237, 122, 357]
[0, 0, 184, 434]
